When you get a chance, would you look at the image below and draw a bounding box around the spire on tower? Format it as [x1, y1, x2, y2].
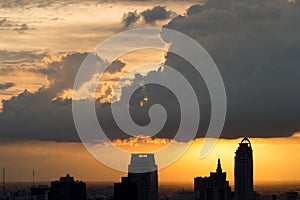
[216, 158, 222, 173]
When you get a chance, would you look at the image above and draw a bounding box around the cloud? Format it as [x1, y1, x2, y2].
[106, 59, 126, 74]
[0, 82, 15, 90]
[161, 0, 300, 138]
[0, 52, 129, 142]
[291, 131, 300, 138]
[141, 6, 175, 23]
[0, 50, 49, 66]
[0, 88, 78, 142]
[0, 52, 105, 142]
[0, 18, 6, 26]
[1, 0, 300, 143]
[0, 18, 13, 30]
[0, 16, 31, 32]
[13, 23, 31, 33]
[122, 6, 176, 27]
[122, 10, 140, 27]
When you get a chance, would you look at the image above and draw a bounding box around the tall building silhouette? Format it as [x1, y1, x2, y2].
[114, 153, 158, 200]
[234, 137, 253, 200]
[48, 173, 86, 200]
[194, 158, 232, 200]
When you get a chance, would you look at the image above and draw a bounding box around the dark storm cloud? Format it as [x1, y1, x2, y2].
[0, 51, 180, 142]
[46, 52, 90, 93]
[140, 6, 175, 23]
[106, 60, 126, 74]
[0, 82, 15, 90]
[0, 52, 125, 142]
[0, 88, 78, 142]
[1, 0, 300, 142]
[122, 10, 140, 27]
[0, 52, 104, 142]
[122, 6, 176, 26]
[162, 0, 300, 138]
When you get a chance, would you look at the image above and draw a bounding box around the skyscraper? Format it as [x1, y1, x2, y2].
[194, 158, 232, 200]
[234, 137, 253, 200]
[114, 153, 158, 200]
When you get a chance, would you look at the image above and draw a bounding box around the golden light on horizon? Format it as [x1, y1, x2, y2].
[1, 136, 298, 183]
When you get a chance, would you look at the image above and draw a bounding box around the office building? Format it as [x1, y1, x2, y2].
[234, 137, 253, 200]
[114, 153, 158, 200]
[194, 158, 232, 200]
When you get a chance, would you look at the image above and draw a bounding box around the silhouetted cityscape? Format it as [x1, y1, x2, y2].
[0, 138, 299, 200]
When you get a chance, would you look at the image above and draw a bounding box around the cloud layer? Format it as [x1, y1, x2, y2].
[162, 0, 300, 138]
[1, 0, 300, 142]
[0, 82, 15, 90]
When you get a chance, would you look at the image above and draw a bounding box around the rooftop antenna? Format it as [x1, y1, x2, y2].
[2, 168, 5, 197]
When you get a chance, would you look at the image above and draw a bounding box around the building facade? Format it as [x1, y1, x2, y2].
[114, 153, 158, 200]
[48, 174, 86, 200]
[194, 159, 232, 200]
[234, 137, 253, 200]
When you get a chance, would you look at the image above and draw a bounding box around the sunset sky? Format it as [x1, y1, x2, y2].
[1, 0, 300, 184]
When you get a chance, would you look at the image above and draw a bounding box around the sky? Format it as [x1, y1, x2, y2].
[1, 0, 300, 183]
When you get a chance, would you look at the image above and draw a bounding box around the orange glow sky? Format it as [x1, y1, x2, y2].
[1, 0, 300, 189]
[1, 135, 300, 184]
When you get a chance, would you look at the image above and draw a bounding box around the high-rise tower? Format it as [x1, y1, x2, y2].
[234, 137, 253, 200]
[114, 153, 158, 200]
[194, 158, 232, 200]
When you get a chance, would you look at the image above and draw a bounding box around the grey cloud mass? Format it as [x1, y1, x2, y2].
[140, 6, 175, 23]
[106, 60, 126, 74]
[0, 82, 15, 90]
[0, 52, 101, 142]
[163, 0, 300, 138]
[0, 52, 125, 142]
[122, 6, 175, 27]
[0, 87, 78, 142]
[122, 11, 140, 27]
[1, 0, 300, 142]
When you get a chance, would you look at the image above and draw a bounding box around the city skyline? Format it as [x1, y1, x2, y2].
[1, 138, 298, 199]
[1, 0, 300, 199]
